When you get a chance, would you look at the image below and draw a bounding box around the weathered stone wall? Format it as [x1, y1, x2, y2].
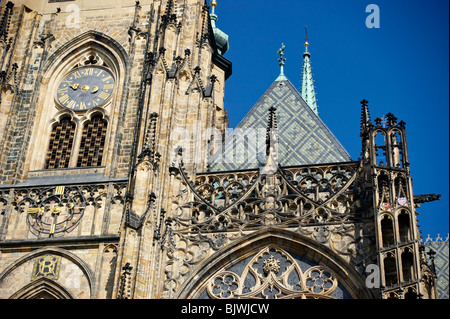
[0, 0, 231, 299]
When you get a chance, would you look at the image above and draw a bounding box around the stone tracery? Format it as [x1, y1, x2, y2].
[203, 246, 344, 299]
[160, 155, 376, 299]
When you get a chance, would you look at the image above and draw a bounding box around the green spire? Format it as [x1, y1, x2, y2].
[300, 27, 319, 115]
[210, 0, 229, 55]
[276, 43, 288, 81]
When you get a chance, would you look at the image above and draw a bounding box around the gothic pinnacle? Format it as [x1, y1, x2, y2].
[300, 26, 319, 115]
[360, 99, 372, 137]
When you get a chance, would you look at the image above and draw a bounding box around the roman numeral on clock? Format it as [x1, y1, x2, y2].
[58, 94, 70, 104]
[97, 91, 110, 100]
[66, 100, 76, 109]
[55, 186, 65, 195]
[83, 68, 94, 76]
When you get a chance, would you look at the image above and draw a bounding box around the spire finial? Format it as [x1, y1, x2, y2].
[277, 43, 286, 68]
[210, 0, 218, 24]
[276, 43, 288, 81]
[304, 26, 309, 50]
[210, 0, 217, 14]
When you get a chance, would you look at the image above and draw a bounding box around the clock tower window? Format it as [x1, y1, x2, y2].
[76, 114, 108, 167]
[44, 117, 76, 169]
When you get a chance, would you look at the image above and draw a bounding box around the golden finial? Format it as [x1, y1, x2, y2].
[210, 0, 217, 16]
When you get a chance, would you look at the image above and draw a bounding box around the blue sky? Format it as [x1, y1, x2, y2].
[214, 0, 449, 238]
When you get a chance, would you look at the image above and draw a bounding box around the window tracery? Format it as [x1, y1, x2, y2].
[77, 115, 108, 167]
[28, 36, 124, 172]
[44, 117, 76, 169]
[202, 246, 348, 299]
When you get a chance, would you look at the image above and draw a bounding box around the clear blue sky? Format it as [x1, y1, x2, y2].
[214, 0, 449, 239]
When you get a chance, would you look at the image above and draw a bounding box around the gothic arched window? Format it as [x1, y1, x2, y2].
[45, 117, 76, 169]
[381, 215, 395, 247]
[398, 211, 411, 242]
[76, 115, 107, 167]
[390, 130, 404, 168]
[374, 131, 387, 166]
[383, 253, 398, 287]
[401, 249, 415, 282]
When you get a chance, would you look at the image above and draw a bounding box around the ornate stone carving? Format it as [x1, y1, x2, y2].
[161, 159, 376, 296]
[0, 182, 127, 240]
[204, 246, 343, 299]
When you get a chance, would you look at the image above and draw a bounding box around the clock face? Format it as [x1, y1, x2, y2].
[56, 66, 115, 111]
[26, 186, 86, 237]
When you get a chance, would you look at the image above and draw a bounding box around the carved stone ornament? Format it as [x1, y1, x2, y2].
[204, 246, 342, 299]
[162, 159, 376, 297]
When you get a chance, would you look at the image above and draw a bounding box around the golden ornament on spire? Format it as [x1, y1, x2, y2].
[211, 0, 217, 8]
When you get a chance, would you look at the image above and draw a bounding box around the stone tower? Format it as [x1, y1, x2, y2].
[0, 0, 230, 299]
[0, 0, 440, 300]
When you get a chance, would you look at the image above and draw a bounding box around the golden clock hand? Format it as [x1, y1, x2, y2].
[70, 83, 80, 90]
[27, 208, 39, 214]
[81, 85, 90, 92]
[50, 207, 61, 237]
[91, 86, 99, 94]
[66, 203, 85, 210]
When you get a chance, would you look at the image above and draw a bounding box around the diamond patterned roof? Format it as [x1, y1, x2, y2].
[208, 79, 352, 172]
[425, 240, 449, 299]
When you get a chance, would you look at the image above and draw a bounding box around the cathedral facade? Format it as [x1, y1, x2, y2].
[0, 0, 442, 299]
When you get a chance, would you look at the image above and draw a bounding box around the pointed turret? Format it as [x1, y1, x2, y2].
[300, 27, 319, 115]
[360, 99, 372, 138]
[359, 99, 373, 160]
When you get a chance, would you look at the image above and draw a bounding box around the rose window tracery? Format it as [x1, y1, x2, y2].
[203, 246, 350, 299]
